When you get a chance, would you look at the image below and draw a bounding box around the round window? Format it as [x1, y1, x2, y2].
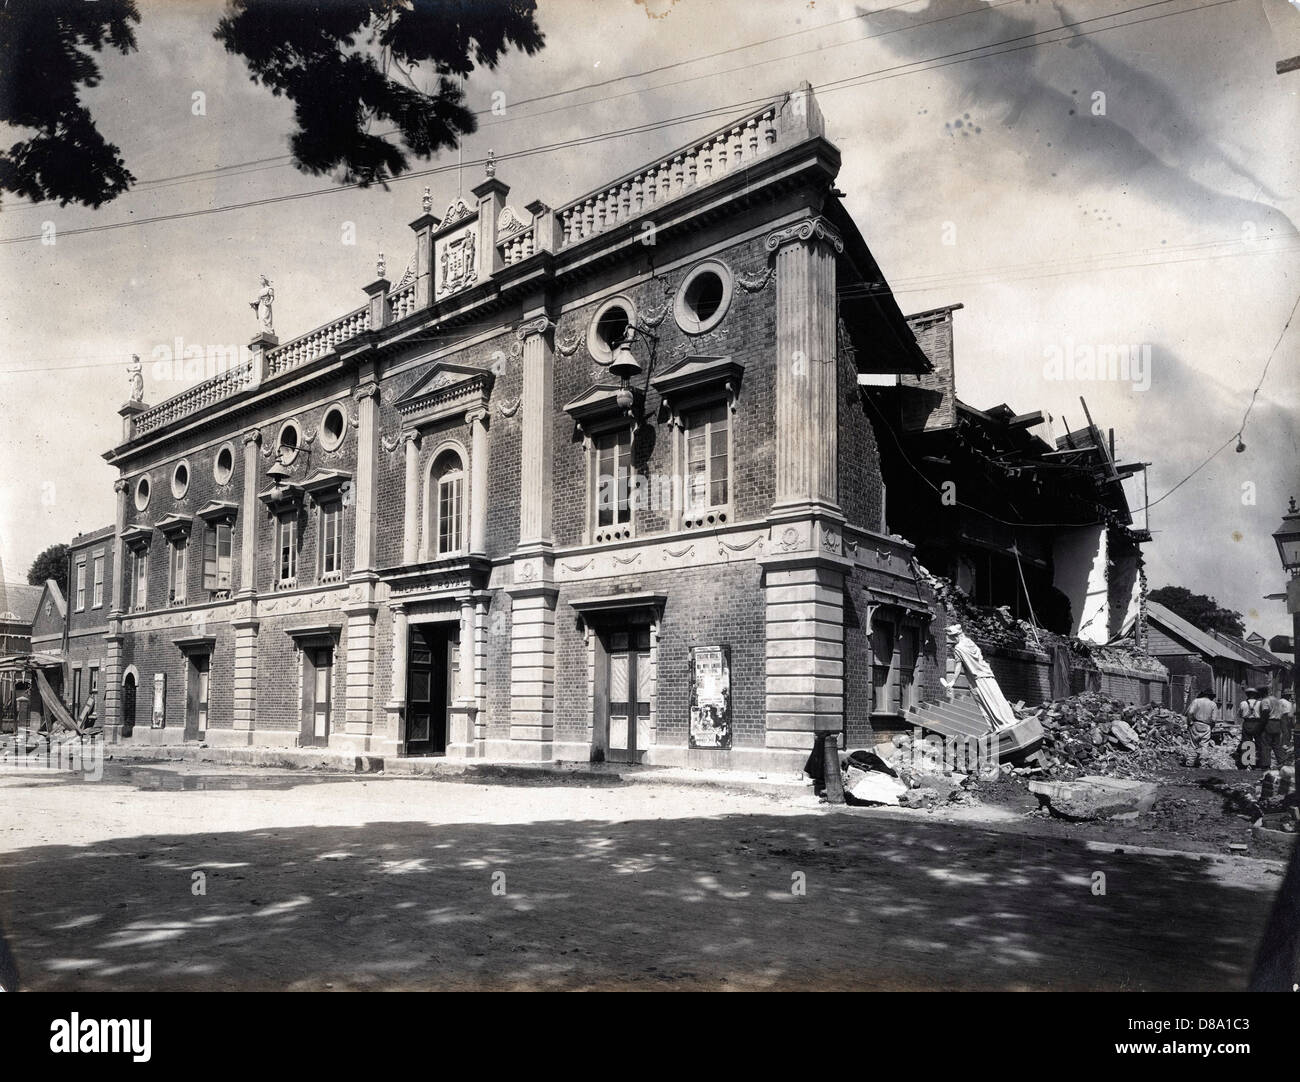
[213, 443, 235, 485]
[276, 420, 301, 464]
[134, 476, 151, 511]
[171, 460, 190, 499]
[674, 260, 733, 335]
[586, 296, 637, 365]
[319, 405, 347, 451]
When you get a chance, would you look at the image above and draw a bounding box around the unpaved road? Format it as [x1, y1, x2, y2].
[0, 761, 1284, 990]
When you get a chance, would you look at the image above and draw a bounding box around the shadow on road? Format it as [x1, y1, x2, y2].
[0, 808, 1278, 991]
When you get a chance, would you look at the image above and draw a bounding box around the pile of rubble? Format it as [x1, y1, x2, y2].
[914, 566, 1163, 674]
[1030, 692, 1234, 777]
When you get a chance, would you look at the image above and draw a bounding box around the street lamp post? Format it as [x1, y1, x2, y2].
[1271, 496, 1300, 710]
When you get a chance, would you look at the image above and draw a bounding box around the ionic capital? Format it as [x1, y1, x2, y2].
[764, 216, 844, 256]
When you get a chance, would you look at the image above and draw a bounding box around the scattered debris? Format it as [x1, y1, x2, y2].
[1028, 776, 1159, 821]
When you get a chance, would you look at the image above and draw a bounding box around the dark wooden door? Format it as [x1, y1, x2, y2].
[407, 624, 456, 755]
[605, 625, 650, 764]
[122, 675, 136, 737]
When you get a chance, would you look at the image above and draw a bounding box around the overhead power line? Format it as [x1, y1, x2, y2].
[0, 0, 1238, 246]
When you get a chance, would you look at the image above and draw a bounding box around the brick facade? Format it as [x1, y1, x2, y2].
[96, 86, 943, 771]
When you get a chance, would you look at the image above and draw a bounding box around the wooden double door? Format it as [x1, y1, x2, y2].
[299, 645, 333, 748]
[406, 623, 459, 756]
[601, 623, 651, 764]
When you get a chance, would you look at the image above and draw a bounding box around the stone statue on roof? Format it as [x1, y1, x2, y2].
[127, 354, 143, 403]
[250, 275, 275, 334]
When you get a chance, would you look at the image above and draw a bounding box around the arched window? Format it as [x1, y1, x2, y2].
[429, 449, 465, 558]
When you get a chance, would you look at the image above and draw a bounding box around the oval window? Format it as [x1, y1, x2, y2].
[319, 405, 347, 451]
[674, 260, 733, 335]
[134, 476, 151, 511]
[586, 296, 637, 365]
[171, 460, 190, 499]
[213, 443, 235, 485]
[277, 420, 301, 464]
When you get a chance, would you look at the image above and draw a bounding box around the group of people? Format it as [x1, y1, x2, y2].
[1186, 685, 1297, 770]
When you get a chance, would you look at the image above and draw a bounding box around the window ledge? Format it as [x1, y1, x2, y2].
[274, 578, 299, 592]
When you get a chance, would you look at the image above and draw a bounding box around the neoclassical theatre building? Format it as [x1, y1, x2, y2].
[99, 85, 941, 770]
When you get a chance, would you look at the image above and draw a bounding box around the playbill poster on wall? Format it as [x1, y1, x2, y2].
[689, 645, 732, 750]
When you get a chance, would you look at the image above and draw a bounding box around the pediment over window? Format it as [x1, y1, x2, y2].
[562, 382, 642, 435]
[155, 513, 194, 540]
[196, 501, 239, 526]
[300, 469, 352, 504]
[120, 524, 153, 551]
[394, 362, 493, 428]
[257, 482, 305, 517]
[651, 354, 743, 412]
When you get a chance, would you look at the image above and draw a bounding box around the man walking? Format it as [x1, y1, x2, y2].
[1186, 688, 1217, 747]
[1237, 687, 1263, 769]
[1257, 689, 1285, 772]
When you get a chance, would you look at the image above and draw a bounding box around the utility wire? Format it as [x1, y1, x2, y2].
[0, 0, 1233, 246]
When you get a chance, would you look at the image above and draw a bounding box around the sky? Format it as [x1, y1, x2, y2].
[1, 0, 1297, 638]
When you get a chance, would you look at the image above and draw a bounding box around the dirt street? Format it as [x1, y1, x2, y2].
[0, 761, 1285, 991]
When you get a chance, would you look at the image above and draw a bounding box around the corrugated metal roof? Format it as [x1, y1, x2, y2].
[1146, 601, 1255, 665]
[1213, 631, 1291, 671]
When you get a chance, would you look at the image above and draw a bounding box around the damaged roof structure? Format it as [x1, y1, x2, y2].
[862, 304, 1151, 646]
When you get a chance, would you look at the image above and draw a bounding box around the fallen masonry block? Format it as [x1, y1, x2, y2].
[1028, 776, 1159, 821]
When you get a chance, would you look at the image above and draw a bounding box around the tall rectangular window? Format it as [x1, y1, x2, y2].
[437, 474, 463, 555]
[684, 403, 729, 512]
[278, 517, 297, 583]
[131, 549, 148, 611]
[72, 669, 82, 715]
[75, 562, 86, 611]
[168, 539, 187, 606]
[88, 666, 99, 718]
[92, 556, 104, 608]
[319, 501, 342, 577]
[871, 618, 896, 714]
[595, 428, 633, 528]
[203, 523, 232, 592]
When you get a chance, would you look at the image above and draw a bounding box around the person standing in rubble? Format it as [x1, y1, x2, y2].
[1186, 688, 1217, 747]
[1257, 689, 1285, 772]
[1278, 693, 1297, 765]
[1237, 687, 1263, 769]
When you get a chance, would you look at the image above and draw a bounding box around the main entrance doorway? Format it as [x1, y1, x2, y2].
[300, 645, 333, 748]
[406, 622, 458, 755]
[603, 624, 651, 764]
[184, 653, 209, 741]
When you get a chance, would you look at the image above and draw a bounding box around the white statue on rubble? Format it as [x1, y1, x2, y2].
[127, 354, 144, 403]
[250, 275, 275, 334]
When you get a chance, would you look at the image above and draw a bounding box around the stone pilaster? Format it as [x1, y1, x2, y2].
[382, 603, 408, 757]
[516, 316, 555, 550]
[102, 478, 130, 742]
[766, 216, 843, 517]
[760, 522, 852, 752]
[342, 580, 379, 748]
[239, 429, 260, 592]
[110, 478, 129, 616]
[467, 408, 489, 556]
[231, 607, 259, 741]
[353, 382, 379, 573]
[447, 595, 480, 759]
[506, 571, 557, 761]
[401, 429, 421, 564]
